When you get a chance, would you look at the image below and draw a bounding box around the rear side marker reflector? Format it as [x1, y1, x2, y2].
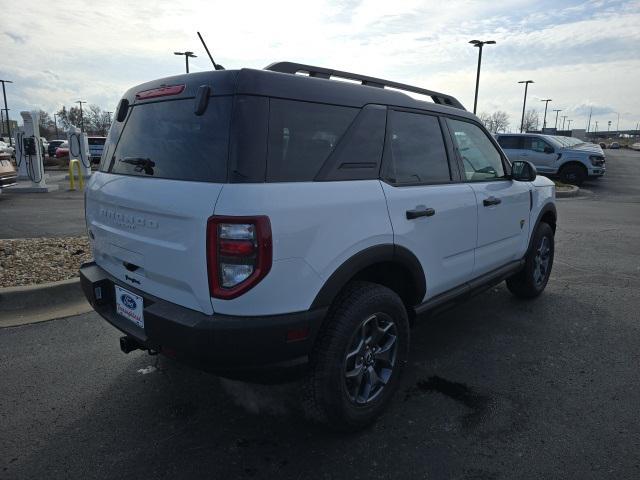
[136, 84, 185, 100]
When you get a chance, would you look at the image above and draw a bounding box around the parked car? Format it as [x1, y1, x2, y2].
[88, 136, 106, 164]
[0, 152, 17, 193]
[0, 140, 15, 158]
[630, 142, 640, 151]
[48, 140, 66, 158]
[55, 141, 69, 158]
[495, 133, 605, 185]
[609, 142, 620, 149]
[80, 62, 557, 430]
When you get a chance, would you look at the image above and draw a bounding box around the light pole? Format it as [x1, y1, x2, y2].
[607, 120, 611, 133]
[616, 112, 620, 133]
[106, 111, 113, 127]
[561, 115, 567, 130]
[53, 113, 60, 139]
[595, 121, 599, 134]
[174, 51, 197, 73]
[76, 100, 86, 132]
[469, 39, 496, 114]
[552, 109, 562, 129]
[0, 79, 13, 146]
[518, 80, 534, 133]
[540, 99, 552, 130]
[567, 119, 573, 130]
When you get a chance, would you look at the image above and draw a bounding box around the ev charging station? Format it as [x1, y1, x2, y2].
[11, 111, 58, 192]
[66, 126, 92, 179]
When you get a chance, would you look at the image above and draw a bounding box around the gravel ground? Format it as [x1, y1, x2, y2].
[0, 236, 92, 287]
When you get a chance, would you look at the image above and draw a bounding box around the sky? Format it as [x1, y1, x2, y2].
[1, 0, 639, 132]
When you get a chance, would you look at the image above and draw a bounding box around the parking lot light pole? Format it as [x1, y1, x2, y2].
[518, 80, 534, 133]
[174, 51, 197, 73]
[0, 79, 14, 146]
[469, 40, 496, 114]
[76, 100, 86, 132]
[53, 113, 59, 139]
[540, 99, 552, 130]
[552, 109, 562, 129]
[561, 115, 567, 130]
[608, 120, 611, 133]
[567, 119, 573, 130]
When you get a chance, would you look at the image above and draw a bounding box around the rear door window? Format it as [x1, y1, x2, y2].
[104, 97, 231, 182]
[266, 99, 357, 182]
[497, 136, 523, 150]
[382, 110, 451, 185]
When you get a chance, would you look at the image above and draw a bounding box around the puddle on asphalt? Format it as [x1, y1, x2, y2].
[405, 375, 524, 433]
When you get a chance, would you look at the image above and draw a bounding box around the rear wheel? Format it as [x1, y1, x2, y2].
[507, 222, 554, 299]
[559, 163, 587, 186]
[303, 282, 409, 431]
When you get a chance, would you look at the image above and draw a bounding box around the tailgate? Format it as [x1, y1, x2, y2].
[86, 173, 223, 314]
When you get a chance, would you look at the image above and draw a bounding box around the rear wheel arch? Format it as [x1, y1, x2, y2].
[310, 245, 426, 311]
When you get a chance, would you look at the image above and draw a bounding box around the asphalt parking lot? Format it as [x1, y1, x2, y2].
[1, 150, 639, 479]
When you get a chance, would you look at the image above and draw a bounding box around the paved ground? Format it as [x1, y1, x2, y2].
[0, 172, 85, 239]
[1, 150, 639, 479]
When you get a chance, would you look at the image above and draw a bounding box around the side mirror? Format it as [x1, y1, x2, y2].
[511, 160, 537, 182]
[544, 146, 554, 154]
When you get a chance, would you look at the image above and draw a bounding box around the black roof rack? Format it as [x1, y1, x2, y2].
[265, 61, 466, 111]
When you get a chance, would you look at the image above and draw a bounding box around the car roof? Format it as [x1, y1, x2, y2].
[122, 67, 475, 121]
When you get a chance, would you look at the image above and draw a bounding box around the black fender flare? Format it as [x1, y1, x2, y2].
[310, 244, 426, 309]
[527, 202, 557, 254]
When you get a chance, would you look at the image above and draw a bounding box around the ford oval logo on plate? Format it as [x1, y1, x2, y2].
[121, 294, 137, 310]
[115, 286, 144, 328]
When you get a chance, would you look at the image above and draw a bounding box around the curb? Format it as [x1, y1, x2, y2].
[556, 185, 580, 198]
[0, 277, 92, 328]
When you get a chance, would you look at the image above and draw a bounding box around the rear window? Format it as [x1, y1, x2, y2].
[88, 137, 106, 146]
[103, 97, 231, 182]
[497, 136, 522, 149]
[266, 99, 357, 182]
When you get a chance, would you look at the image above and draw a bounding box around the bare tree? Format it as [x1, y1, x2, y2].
[490, 111, 510, 133]
[85, 104, 110, 136]
[37, 110, 56, 139]
[478, 111, 510, 133]
[522, 109, 539, 132]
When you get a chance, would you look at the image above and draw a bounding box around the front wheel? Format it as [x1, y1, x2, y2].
[507, 222, 554, 299]
[303, 282, 409, 431]
[559, 163, 587, 186]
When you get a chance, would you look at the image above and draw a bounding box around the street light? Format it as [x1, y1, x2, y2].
[561, 115, 567, 130]
[174, 51, 197, 73]
[0, 79, 13, 146]
[567, 119, 573, 130]
[53, 113, 59, 139]
[552, 109, 562, 129]
[607, 120, 611, 133]
[76, 100, 86, 132]
[469, 39, 496, 114]
[518, 80, 534, 133]
[540, 99, 552, 130]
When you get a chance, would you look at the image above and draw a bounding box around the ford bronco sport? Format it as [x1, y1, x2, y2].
[80, 62, 557, 430]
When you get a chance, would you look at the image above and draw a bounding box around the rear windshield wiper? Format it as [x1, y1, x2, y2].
[119, 157, 155, 174]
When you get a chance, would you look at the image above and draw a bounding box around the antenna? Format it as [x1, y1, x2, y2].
[197, 32, 224, 70]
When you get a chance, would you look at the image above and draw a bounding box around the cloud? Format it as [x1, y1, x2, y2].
[4, 31, 26, 44]
[1, 0, 639, 131]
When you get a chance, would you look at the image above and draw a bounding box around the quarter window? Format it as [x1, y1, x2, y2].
[382, 111, 451, 184]
[267, 99, 357, 182]
[497, 136, 522, 149]
[448, 119, 505, 182]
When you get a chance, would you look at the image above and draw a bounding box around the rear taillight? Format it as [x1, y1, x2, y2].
[207, 216, 272, 299]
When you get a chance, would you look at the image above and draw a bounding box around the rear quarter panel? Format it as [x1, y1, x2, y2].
[212, 181, 393, 315]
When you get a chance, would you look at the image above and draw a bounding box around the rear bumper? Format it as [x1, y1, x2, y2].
[79, 262, 326, 380]
[0, 174, 17, 188]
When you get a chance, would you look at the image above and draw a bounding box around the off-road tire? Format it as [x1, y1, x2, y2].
[506, 222, 554, 299]
[303, 281, 409, 431]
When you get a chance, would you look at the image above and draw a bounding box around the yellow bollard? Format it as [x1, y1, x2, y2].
[69, 159, 84, 190]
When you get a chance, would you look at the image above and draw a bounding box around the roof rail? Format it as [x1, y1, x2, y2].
[265, 61, 466, 111]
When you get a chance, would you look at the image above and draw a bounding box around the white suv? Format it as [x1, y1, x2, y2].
[80, 62, 557, 430]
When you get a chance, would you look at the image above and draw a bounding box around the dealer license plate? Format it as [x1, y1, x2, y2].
[115, 285, 144, 328]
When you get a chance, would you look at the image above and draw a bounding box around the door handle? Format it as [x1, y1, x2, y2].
[406, 207, 436, 219]
[483, 196, 502, 207]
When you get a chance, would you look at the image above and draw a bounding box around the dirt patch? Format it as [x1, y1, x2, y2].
[0, 236, 92, 287]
